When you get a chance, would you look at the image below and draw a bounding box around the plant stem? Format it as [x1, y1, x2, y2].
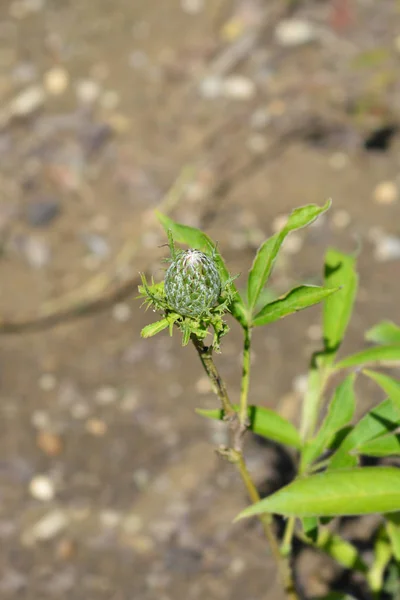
[191, 334, 236, 420]
[281, 516, 296, 557]
[239, 327, 252, 429]
[191, 334, 299, 600]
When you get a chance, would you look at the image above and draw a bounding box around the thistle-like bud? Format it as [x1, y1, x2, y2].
[164, 249, 221, 317]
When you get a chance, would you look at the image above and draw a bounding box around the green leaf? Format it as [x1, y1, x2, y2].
[196, 404, 301, 449]
[366, 320, 400, 345]
[368, 526, 392, 593]
[141, 318, 170, 337]
[246, 200, 331, 313]
[312, 528, 368, 573]
[235, 467, 400, 519]
[357, 432, 400, 457]
[363, 369, 400, 414]
[156, 212, 247, 326]
[336, 345, 400, 369]
[329, 399, 400, 469]
[386, 513, 400, 561]
[323, 249, 358, 363]
[252, 285, 338, 328]
[301, 516, 319, 542]
[301, 375, 356, 470]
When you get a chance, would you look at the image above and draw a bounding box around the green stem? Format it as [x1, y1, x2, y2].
[239, 327, 252, 428]
[191, 334, 299, 600]
[281, 516, 296, 558]
[191, 334, 236, 419]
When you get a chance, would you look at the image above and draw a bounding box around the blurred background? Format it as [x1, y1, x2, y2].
[0, 0, 400, 598]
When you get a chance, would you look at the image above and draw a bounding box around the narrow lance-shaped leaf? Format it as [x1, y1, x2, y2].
[336, 344, 400, 369]
[235, 467, 400, 519]
[196, 405, 301, 449]
[156, 212, 247, 326]
[247, 200, 331, 313]
[357, 434, 400, 457]
[301, 374, 356, 470]
[253, 285, 338, 327]
[366, 320, 400, 345]
[368, 526, 393, 594]
[141, 318, 171, 338]
[310, 528, 368, 573]
[323, 249, 358, 365]
[329, 398, 400, 470]
[385, 513, 400, 561]
[363, 369, 400, 415]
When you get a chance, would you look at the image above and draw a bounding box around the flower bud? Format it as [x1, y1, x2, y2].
[164, 249, 221, 317]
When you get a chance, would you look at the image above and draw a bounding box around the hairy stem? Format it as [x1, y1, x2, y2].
[191, 334, 299, 600]
[191, 334, 236, 419]
[239, 327, 252, 429]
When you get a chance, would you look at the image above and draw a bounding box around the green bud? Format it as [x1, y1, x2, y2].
[164, 249, 221, 318]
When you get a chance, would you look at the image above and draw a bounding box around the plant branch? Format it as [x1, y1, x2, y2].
[191, 334, 299, 600]
[239, 326, 252, 430]
[191, 334, 236, 420]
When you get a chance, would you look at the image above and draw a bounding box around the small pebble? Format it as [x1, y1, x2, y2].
[23, 236, 51, 268]
[199, 75, 222, 99]
[38, 373, 57, 391]
[222, 75, 255, 100]
[132, 468, 150, 490]
[275, 19, 316, 47]
[11, 85, 45, 117]
[37, 431, 63, 456]
[181, 0, 204, 14]
[272, 214, 288, 233]
[373, 180, 398, 205]
[95, 385, 118, 405]
[31, 410, 51, 429]
[82, 233, 110, 258]
[44, 66, 69, 96]
[85, 418, 107, 436]
[29, 475, 55, 501]
[100, 510, 120, 529]
[282, 233, 303, 254]
[24, 510, 67, 543]
[250, 108, 271, 129]
[75, 79, 100, 105]
[122, 513, 143, 534]
[112, 302, 131, 322]
[70, 402, 90, 419]
[25, 199, 60, 227]
[374, 235, 400, 261]
[332, 209, 351, 229]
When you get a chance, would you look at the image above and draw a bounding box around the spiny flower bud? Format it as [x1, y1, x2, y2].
[164, 249, 221, 317]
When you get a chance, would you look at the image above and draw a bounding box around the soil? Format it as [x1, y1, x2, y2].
[1, 1, 400, 599]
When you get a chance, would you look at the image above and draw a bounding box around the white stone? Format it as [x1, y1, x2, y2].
[11, 85, 45, 117]
[24, 510, 67, 542]
[275, 19, 316, 47]
[222, 75, 255, 100]
[199, 75, 222, 99]
[75, 79, 100, 104]
[374, 235, 400, 261]
[373, 181, 398, 205]
[95, 385, 118, 405]
[44, 66, 69, 95]
[29, 475, 55, 501]
[112, 302, 131, 323]
[38, 373, 57, 391]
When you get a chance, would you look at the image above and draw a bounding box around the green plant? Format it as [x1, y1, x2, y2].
[138, 201, 400, 600]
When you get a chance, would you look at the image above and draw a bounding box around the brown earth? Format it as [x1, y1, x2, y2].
[1, 1, 400, 599]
